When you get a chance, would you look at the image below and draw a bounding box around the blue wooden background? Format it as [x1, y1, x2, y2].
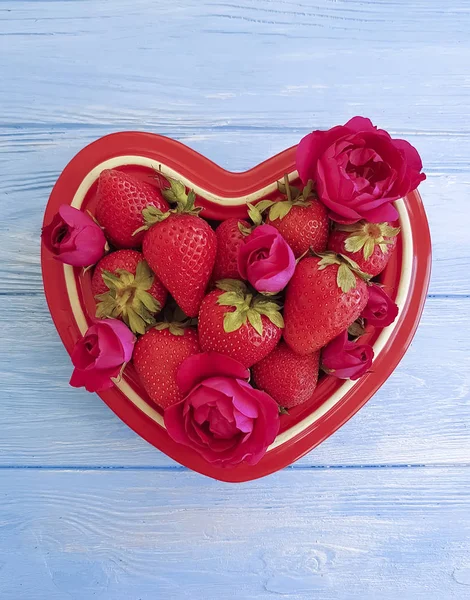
[1, 1, 470, 598]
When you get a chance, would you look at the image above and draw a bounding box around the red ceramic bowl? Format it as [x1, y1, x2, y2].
[41, 132, 431, 482]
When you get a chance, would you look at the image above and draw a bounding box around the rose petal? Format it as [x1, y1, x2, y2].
[208, 407, 239, 439]
[233, 408, 254, 434]
[177, 352, 249, 396]
[362, 285, 399, 327]
[69, 364, 120, 392]
[322, 331, 374, 380]
[296, 126, 349, 184]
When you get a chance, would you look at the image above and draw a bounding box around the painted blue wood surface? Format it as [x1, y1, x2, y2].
[1, 1, 469, 598]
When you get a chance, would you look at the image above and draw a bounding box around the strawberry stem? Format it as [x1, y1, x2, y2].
[283, 173, 292, 203]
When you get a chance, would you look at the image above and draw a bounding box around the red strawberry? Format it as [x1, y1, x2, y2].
[95, 169, 169, 248]
[252, 342, 320, 408]
[198, 280, 283, 367]
[133, 325, 200, 409]
[256, 176, 329, 257]
[212, 218, 250, 281]
[91, 249, 167, 334]
[328, 221, 400, 277]
[139, 183, 217, 317]
[284, 254, 369, 354]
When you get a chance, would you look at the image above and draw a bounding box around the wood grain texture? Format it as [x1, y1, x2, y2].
[1, 0, 469, 597]
[1, 468, 470, 600]
[1, 1, 470, 295]
[1, 295, 468, 468]
[0, 134, 468, 295]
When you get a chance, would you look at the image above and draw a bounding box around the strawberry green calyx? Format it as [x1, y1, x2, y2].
[153, 321, 187, 337]
[215, 279, 284, 335]
[315, 252, 372, 293]
[159, 175, 188, 205]
[249, 175, 316, 223]
[158, 175, 202, 215]
[133, 188, 202, 236]
[336, 221, 400, 260]
[95, 260, 161, 335]
[238, 221, 252, 236]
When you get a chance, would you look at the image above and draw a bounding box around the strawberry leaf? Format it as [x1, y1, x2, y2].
[223, 310, 247, 333]
[254, 199, 276, 214]
[217, 291, 247, 308]
[134, 260, 154, 289]
[344, 234, 367, 254]
[363, 238, 375, 260]
[216, 279, 248, 294]
[161, 176, 187, 205]
[302, 179, 313, 200]
[238, 222, 252, 236]
[247, 310, 263, 336]
[247, 202, 263, 226]
[269, 201, 292, 221]
[337, 263, 357, 293]
[381, 224, 401, 238]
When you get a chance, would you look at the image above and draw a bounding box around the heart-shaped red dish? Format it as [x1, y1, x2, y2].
[41, 132, 431, 482]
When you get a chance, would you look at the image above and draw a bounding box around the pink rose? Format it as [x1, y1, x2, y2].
[322, 330, 374, 380]
[164, 352, 280, 467]
[69, 319, 135, 392]
[362, 284, 399, 327]
[296, 116, 426, 223]
[42, 204, 107, 267]
[238, 224, 296, 293]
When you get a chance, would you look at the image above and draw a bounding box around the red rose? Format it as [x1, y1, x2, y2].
[42, 205, 107, 267]
[238, 224, 296, 293]
[296, 116, 425, 223]
[164, 352, 280, 467]
[69, 319, 135, 392]
[362, 284, 399, 327]
[322, 330, 374, 380]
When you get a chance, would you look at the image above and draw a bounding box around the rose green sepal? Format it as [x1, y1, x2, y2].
[278, 406, 290, 415]
[336, 221, 400, 260]
[314, 251, 372, 293]
[215, 279, 284, 335]
[348, 318, 366, 340]
[110, 362, 128, 384]
[95, 260, 161, 335]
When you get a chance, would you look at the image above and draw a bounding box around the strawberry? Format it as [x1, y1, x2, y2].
[262, 178, 329, 257]
[133, 324, 200, 409]
[328, 221, 400, 277]
[91, 249, 167, 335]
[252, 342, 320, 408]
[95, 169, 169, 248]
[198, 280, 283, 367]
[212, 218, 250, 281]
[283, 253, 370, 354]
[137, 180, 217, 317]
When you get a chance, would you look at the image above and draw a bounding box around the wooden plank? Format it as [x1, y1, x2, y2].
[0, 128, 468, 295]
[0, 467, 469, 599]
[0, 0, 469, 295]
[0, 294, 468, 468]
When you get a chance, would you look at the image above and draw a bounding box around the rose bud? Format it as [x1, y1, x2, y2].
[238, 224, 296, 293]
[322, 330, 374, 380]
[362, 284, 399, 327]
[42, 204, 107, 267]
[69, 319, 135, 392]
